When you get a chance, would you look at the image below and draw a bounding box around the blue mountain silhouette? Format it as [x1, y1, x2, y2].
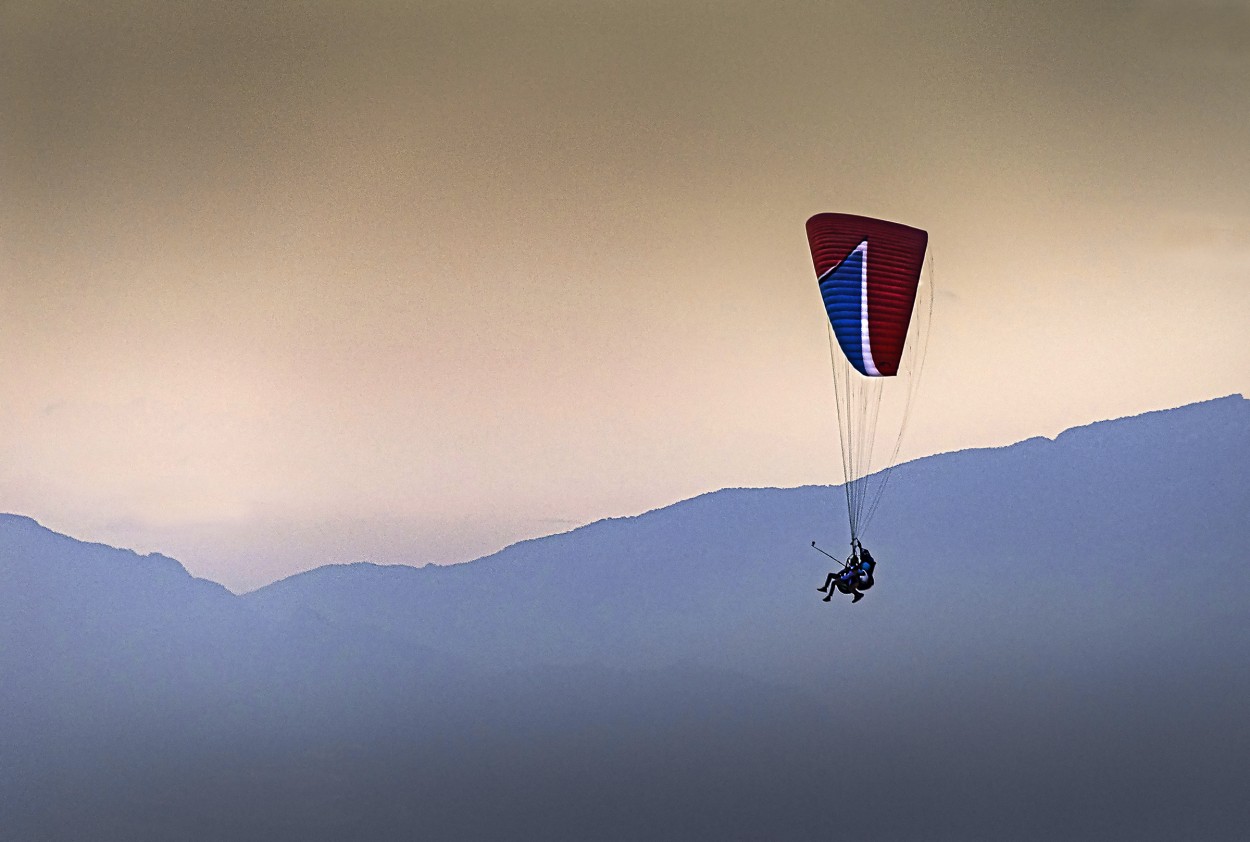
[2, 395, 1247, 841]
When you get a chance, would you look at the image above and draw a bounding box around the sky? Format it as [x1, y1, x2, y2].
[3, 0, 1248, 592]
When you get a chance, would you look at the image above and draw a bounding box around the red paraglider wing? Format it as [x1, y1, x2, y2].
[806, 213, 928, 377]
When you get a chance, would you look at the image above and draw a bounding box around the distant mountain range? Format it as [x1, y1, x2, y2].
[3, 395, 1248, 841]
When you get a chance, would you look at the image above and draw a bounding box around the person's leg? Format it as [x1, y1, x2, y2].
[822, 572, 839, 601]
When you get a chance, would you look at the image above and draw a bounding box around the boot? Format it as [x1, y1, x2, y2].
[851, 591, 864, 604]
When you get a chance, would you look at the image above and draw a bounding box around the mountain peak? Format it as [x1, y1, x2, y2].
[0, 512, 50, 531]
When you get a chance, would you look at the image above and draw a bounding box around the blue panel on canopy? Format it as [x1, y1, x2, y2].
[818, 241, 869, 376]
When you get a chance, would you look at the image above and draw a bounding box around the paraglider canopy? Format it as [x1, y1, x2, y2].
[805, 212, 931, 545]
[807, 213, 928, 378]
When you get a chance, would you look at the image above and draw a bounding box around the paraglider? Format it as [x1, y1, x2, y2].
[813, 540, 875, 604]
[804, 213, 932, 602]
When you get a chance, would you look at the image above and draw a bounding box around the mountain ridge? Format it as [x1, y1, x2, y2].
[3, 393, 1248, 840]
[3, 392, 1244, 596]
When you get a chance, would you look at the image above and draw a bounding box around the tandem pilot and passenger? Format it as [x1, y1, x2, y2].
[817, 540, 876, 604]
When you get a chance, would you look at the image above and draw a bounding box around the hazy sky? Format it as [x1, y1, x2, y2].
[4, 0, 1248, 591]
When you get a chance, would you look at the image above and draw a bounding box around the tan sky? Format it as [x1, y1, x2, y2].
[3, 0, 1248, 591]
